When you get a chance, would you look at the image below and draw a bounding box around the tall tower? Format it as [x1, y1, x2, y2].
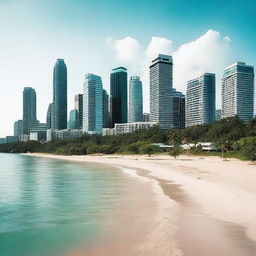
[172, 88, 185, 130]
[150, 54, 173, 129]
[74, 94, 83, 129]
[52, 59, 67, 130]
[46, 103, 52, 129]
[222, 62, 254, 122]
[102, 89, 110, 128]
[83, 74, 103, 134]
[186, 73, 216, 127]
[110, 67, 127, 127]
[23, 87, 37, 134]
[129, 76, 143, 122]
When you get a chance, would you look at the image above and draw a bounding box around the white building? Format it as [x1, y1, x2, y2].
[222, 62, 254, 122]
[47, 129, 83, 141]
[186, 73, 216, 127]
[83, 73, 103, 134]
[150, 54, 173, 129]
[114, 122, 157, 135]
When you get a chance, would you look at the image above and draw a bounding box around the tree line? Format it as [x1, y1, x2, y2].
[0, 116, 255, 161]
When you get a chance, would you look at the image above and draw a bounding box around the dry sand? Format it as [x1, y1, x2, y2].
[24, 153, 256, 255]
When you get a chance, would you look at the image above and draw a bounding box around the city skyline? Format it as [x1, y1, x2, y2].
[0, 0, 255, 137]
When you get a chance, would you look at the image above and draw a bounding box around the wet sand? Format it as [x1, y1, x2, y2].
[25, 153, 256, 255]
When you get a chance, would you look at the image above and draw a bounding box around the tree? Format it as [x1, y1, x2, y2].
[237, 137, 256, 161]
[217, 139, 230, 160]
[139, 144, 158, 157]
[169, 146, 182, 159]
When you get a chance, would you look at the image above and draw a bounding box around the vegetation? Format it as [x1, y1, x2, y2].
[0, 116, 255, 161]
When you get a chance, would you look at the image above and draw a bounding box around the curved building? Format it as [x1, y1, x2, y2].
[110, 67, 127, 127]
[129, 76, 143, 122]
[52, 59, 67, 130]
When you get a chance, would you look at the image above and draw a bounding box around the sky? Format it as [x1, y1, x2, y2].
[0, 0, 255, 137]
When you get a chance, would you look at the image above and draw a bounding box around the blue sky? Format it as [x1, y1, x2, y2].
[0, 0, 255, 136]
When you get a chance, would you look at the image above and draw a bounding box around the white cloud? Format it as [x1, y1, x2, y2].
[107, 30, 232, 111]
[145, 37, 173, 60]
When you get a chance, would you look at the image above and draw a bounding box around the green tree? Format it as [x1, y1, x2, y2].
[237, 137, 256, 161]
[169, 146, 182, 159]
[139, 144, 158, 157]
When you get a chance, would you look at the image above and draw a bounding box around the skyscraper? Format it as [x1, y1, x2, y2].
[68, 109, 79, 129]
[83, 74, 103, 134]
[186, 73, 216, 127]
[23, 87, 37, 134]
[14, 120, 23, 136]
[172, 88, 185, 130]
[150, 54, 173, 129]
[129, 76, 143, 122]
[102, 89, 110, 128]
[110, 67, 127, 127]
[222, 62, 254, 122]
[52, 59, 67, 130]
[74, 94, 83, 129]
[46, 103, 52, 129]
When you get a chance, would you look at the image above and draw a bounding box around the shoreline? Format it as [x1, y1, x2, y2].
[23, 153, 256, 255]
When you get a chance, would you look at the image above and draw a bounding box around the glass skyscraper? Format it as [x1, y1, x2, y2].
[222, 62, 254, 122]
[102, 89, 110, 128]
[129, 76, 143, 122]
[83, 74, 103, 134]
[186, 73, 216, 127]
[172, 88, 185, 130]
[74, 94, 83, 129]
[14, 120, 23, 136]
[52, 59, 67, 130]
[23, 87, 37, 134]
[46, 103, 52, 129]
[68, 109, 79, 129]
[110, 67, 127, 127]
[150, 54, 173, 129]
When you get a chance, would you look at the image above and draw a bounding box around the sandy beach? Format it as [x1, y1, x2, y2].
[25, 153, 256, 255]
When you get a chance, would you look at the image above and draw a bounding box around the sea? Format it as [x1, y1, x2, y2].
[0, 153, 156, 256]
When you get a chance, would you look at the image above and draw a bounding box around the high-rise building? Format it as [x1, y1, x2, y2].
[102, 89, 110, 128]
[172, 89, 185, 130]
[129, 76, 143, 122]
[110, 67, 127, 127]
[52, 59, 67, 130]
[14, 120, 23, 136]
[221, 62, 254, 122]
[68, 109, 79, 129]
[46, 103, 52, 129]
[150, 54, 173, 129]
[83, 74, 103, 134]
[215, 109, 221, 121]
[23, 87, 37, 134]
[74, 94, 83, 129]
[186, 73, 216, 127]
[143, 113, 150, 122]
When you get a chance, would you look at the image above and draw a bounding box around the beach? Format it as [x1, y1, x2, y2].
[26, 153, 256, 255]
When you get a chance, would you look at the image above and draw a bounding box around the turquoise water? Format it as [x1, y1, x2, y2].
[0, 154, 151, 256]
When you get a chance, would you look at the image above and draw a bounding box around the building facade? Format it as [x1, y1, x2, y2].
[110, 67, 127, 127]
[221, 62, 254, 122]
[83, 73, 103, 134]
[46, 103, 52, 129]
[186, 73, 216, 127]
[150, 54, 173, 129]
[172, 89, 185, 130]
[143, 113, 150, 122]
[129, 76, 143, 122]
[14, 120, 23, 136]
[74, 94, 83, 129]
[23, 87, 37, 134]
[102, 89, 110, 128]
[52, 59, 67, 130]
[68, 109, 79, 129]
[114, 122, 157, 135]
